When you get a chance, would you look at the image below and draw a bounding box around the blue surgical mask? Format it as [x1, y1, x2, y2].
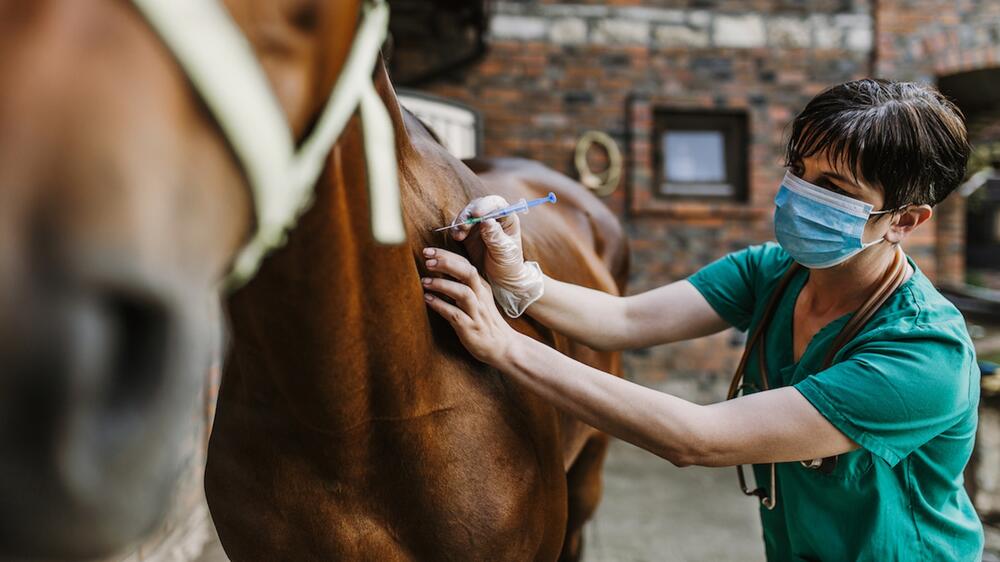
[774, 171, 893, 269]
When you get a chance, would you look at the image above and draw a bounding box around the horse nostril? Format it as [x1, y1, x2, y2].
[100, 291, 170, 412]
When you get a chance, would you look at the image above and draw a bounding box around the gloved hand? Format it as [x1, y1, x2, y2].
[451, 196, 544, 318]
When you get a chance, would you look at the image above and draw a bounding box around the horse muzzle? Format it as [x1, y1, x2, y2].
[0, 267, 212, 558]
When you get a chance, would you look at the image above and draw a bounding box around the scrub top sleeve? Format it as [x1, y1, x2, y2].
[687, 243, 784, 332]
[794, 327, 975, 467]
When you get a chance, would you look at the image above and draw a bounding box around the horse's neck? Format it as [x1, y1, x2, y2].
[226, 60, 451, 426]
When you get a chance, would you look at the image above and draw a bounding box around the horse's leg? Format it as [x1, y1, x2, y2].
[559, 432, 610, 562]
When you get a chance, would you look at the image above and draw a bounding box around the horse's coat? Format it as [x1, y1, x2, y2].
[205, 58, 628, 561]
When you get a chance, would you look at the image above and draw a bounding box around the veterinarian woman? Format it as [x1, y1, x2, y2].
[421, 79, 983, 560]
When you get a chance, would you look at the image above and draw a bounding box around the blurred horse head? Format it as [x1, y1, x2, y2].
[0, 0, 368, 557]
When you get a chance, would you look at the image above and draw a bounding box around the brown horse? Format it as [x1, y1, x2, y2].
[206, 56, 628, 557]
[0, 0, 625, 559]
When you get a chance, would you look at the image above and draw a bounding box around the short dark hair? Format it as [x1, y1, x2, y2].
[785, 79, 971, 209]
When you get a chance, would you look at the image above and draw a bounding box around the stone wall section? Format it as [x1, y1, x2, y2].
[489, 2, 872, 52]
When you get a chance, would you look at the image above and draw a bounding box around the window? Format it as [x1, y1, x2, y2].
[654, 110, 748, 201]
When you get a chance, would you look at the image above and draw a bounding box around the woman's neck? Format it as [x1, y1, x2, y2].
[800, 242, 906, 315]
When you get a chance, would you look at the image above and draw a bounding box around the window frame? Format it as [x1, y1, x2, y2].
[627, 96, 762, 220]
[653, 109, 749, 203]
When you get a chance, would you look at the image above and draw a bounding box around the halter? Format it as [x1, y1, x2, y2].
[131, 0, 404, 289]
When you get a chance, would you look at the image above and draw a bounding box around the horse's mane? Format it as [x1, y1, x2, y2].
[407, 111, 446, 148]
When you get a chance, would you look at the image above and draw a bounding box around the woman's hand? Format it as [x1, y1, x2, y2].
[450, 197, 544, 318]
[451, 196, 525, 282]
[421, 247, 520, 367]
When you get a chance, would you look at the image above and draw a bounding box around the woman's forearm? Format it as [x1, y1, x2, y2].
[525, 277, 730, 352]
[502, 331, 707, 466]
[524, 276, 631, 351]
[499, 333, 857, 468]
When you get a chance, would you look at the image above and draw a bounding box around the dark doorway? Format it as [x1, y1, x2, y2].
[939, 68, 1000, 281]
[387, 0, 488, 87]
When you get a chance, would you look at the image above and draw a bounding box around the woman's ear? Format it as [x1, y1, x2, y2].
[885, 204, 933, 243]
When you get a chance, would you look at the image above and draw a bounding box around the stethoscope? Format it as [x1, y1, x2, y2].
[726, 246, 907, 510]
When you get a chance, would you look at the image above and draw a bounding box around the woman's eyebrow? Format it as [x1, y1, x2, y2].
[818, 171, 857, 190]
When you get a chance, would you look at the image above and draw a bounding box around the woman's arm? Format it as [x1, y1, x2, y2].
[504, 332, 857, 467]
[448, 197, 730, 351]
[421, 247, 858, 467]
[528, 277, 730, 351]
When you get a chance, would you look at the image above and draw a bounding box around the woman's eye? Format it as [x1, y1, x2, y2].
[814, 179, 849, 195]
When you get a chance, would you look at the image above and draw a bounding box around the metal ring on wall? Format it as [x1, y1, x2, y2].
[574, 130, 622, 197]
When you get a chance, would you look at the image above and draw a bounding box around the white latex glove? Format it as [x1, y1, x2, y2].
[451, 196, 544, 318]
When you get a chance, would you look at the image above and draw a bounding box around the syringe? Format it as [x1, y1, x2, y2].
[433, 192, 558, 232]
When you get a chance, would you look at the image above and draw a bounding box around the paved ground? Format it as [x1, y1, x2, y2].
[582, 438, 763, 562]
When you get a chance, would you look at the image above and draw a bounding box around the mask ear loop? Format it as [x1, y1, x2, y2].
[864, 204, 907, 248]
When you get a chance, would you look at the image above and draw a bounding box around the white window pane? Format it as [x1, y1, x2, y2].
[663, 130, 726, 183]
[661, 183, 734, 197]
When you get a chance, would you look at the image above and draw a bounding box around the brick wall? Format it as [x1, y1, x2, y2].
[418, 0, 1000, 386]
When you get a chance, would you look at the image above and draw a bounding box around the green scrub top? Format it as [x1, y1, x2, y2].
[688, 243, 983, 561]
